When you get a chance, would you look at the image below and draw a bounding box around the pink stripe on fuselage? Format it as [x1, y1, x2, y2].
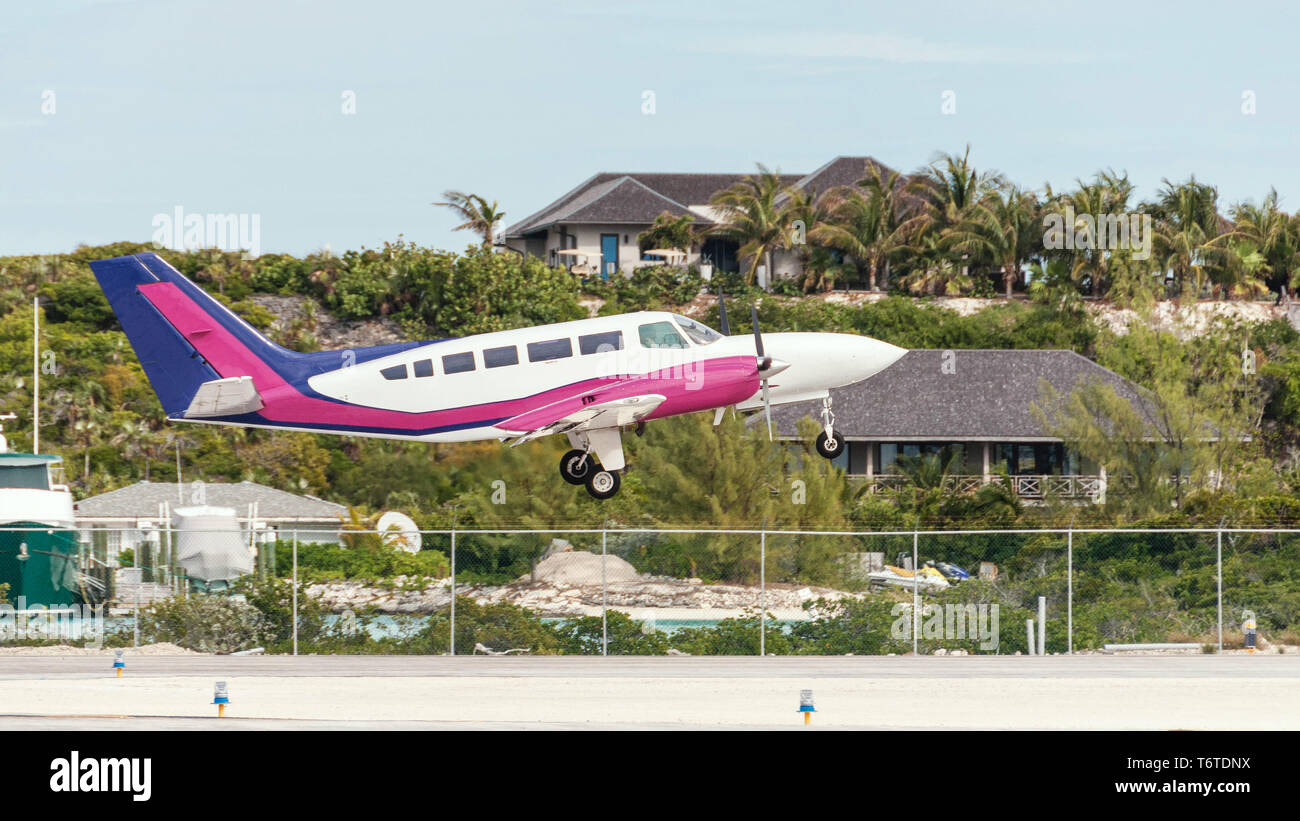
[138, 281, 759, 434]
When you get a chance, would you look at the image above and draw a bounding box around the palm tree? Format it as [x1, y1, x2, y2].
[709, 164, 794, 287]
[1145, 176, 1224, 299]
[433, 190, 506, 246]
[907, 145, 1005, 237]
[946, 184, 1040, 298]
[1049, 169, 1136, 298]
[47, 383, 108, 484]
[898, 232, 971, 295]
[811, 165, 911, 292]
[1214, 239, 1271, 300]
[899, 146, 1006, 293]
[781, 187, 837, 291]
[1215, 189, 1300, 298]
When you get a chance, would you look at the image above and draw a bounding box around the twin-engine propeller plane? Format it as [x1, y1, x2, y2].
[90, 252, 907, 499]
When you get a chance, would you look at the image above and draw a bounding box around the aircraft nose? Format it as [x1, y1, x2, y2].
[841, 335, 907, 383]
[756, 332, 907, 392]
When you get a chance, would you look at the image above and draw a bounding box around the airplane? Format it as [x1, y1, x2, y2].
[89, 252, 907, 499]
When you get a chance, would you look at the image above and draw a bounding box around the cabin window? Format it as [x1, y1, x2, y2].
[673, 314, 723, 345]
[484, 345, 519, 368]
[413, 359, 434, 378]
[527, 338, 573, 362]
[579, 330, 623, 355]
[381, 364, 408, 380]
[638, 321, 688, 349]
[442, 352, 476, 374]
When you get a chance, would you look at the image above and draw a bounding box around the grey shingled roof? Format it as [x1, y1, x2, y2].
[768, 349, 1152, 441]
[781, 156, 892, 200]
[74, 481, 347, 520]
[559, 177, 698, 224]
[505, 171, 804, 238]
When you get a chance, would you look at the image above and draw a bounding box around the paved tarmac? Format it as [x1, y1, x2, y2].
[0, 655, 1294, 730]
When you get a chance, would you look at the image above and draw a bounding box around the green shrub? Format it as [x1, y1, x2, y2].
[141, 595, 265, 653]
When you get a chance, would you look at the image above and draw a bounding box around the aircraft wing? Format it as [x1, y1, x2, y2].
[499, 392, 666, 445]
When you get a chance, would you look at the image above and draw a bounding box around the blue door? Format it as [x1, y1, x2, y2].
[600, 234, 618, 280]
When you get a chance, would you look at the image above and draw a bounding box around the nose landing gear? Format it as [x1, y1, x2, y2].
[814, 397, 845, 460]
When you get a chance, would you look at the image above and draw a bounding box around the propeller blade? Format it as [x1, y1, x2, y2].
[717, 285, 730, 336]
[751, 304, 764, 358]
[761, 379, 773, 440]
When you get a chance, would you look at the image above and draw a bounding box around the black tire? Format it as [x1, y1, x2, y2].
[585, 469, 621, 500]
[815, 430, 845, 460]
[560, 449, 593, 485]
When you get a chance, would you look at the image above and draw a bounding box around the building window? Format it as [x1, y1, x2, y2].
[413, 359, 434, 378]
[442, 352, 476, 374]
[380, 364, 408, 380]
[527, 338, 573, 362]
[484, 345, 519, 368]
[847, 442, 868, 475]
[579, 330, 623, 355]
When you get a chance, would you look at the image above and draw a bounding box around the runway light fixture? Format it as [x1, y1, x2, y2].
[1243, 610, 1258, 654]
[213, 681, 230, 718]
[798, 689, 816, 725]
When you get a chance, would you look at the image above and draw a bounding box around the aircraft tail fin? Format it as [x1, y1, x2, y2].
[88, 252, 302, 417]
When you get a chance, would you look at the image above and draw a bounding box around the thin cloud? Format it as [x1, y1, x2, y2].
[684, 31, 1097, 65]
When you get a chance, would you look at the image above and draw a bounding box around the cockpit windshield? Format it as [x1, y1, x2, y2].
[672, 314, 723, 345]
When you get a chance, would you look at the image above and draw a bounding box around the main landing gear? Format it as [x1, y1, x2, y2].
[559, 449, 622, 500]
[814, 396, 845, 460]
[561, 429, 626, 500]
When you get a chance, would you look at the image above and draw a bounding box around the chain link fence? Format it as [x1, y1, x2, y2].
[1, 525, 1297, 656]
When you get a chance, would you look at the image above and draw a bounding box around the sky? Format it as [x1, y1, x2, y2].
[4, 0, 1300, 257]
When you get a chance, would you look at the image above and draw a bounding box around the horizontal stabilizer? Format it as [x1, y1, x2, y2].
[184, 376, 264, 418]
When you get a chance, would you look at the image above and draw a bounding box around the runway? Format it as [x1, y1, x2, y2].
[1, 655, 1296, 730]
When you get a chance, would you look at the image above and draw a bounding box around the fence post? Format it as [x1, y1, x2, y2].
[450, 515, 457, 657]
[601, 525, 608, 658]
[1217, 528, 1223, 653]
[1037, 595, 1046, 656]
[759, 525, 766, 657]
[133, 541, 139, 648]
[1067, 527, 1073, 655]
[912, 526, 919, 656]
[292, 528, 298, 657]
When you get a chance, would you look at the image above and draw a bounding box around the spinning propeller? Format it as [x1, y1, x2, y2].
[717, 286, 782, 439]
[752, 304, 776, 440]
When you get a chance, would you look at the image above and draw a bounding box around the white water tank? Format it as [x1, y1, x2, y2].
[173, 505, 252, 582]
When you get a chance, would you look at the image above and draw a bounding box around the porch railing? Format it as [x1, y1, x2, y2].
[856, 474, 1105, 501]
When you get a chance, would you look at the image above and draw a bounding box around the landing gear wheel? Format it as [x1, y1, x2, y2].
[560, 449, 593, 485]
[585, 469, 621, 500]
[815, 430, 845, 460]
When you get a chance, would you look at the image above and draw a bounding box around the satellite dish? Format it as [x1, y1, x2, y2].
[376, 511, 421, 554]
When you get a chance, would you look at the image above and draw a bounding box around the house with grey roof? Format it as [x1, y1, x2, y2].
[503, 157, 888, 287]
[767, 349, 1157, 502]
[75, 480, 348, 565]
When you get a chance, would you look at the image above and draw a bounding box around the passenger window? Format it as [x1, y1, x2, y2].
[483, 345, 519, 368]
[442, 352, 475, 374]
[527, 338, 573, 362]
[380, 364, 408, 380]
[638, 321, 688, 349]
[579, 330, 623, 355]
[413, 359, 434, 378]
